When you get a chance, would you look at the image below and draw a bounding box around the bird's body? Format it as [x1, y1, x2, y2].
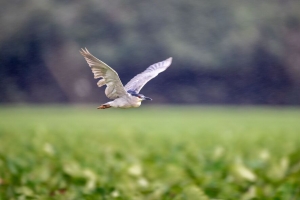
[103, 93, 142, 109]
[80, 48, 172, 109]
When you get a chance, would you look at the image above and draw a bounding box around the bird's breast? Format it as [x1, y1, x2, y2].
[128, 96, 142, 107]
[132, 101, 141, 108]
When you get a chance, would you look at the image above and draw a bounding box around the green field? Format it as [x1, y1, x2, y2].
[0, 106, 300, 199]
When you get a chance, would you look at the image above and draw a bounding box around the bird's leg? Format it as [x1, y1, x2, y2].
[97, 104, 111, 109]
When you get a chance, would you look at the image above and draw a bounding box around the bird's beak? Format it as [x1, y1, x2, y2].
[144, 96, 152, 101]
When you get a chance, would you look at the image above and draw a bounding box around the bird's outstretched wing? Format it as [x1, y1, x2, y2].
[80, 48, 127, 99]
[124, 57, 172, 93]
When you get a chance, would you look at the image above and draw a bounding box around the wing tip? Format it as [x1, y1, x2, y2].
[164, 57, 173, 66]
[79, 47, 90, 55]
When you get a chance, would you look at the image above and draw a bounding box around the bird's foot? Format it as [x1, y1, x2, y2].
[97, 104, 111, 109]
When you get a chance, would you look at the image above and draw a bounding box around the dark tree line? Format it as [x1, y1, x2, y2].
[1, 0, 300, 104]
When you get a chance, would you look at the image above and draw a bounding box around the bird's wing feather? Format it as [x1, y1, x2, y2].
[124, 57, 172, 93]
[80, 48, 127, 99]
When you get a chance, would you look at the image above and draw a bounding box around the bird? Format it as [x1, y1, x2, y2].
[80, 48, 172, 109]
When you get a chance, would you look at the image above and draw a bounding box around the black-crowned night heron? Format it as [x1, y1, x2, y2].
[80, 48, 172, 109]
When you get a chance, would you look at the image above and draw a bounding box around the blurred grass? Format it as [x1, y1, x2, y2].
[0, 106, 300, 199]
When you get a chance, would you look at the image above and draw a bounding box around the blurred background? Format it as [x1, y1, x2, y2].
[1, 0, 300, 105]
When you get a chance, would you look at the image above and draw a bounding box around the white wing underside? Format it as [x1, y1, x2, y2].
[80, 48, 127, 99]
[124, 57, 172, 93]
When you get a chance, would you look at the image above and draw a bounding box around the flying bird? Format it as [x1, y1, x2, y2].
[80, 48, 172, 109]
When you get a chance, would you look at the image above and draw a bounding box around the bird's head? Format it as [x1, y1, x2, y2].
[137, 94, 152, 101]
[128, 90, 152, 101]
